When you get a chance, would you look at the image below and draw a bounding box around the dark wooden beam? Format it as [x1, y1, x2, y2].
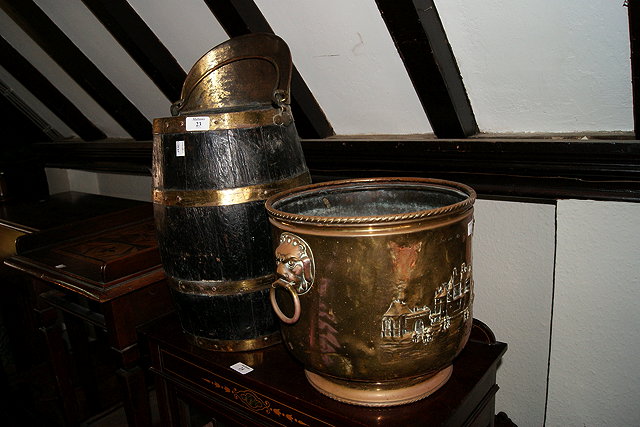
[202, 0, 334, 139]
[0, 36, 106, 141]
[0, 89, 53, 146]
[80, 0, 186, 102]
[0, 0, 151, 140]
[34, 135, 640, 202]
[628, 0, 639, 139]
[376, 0, 478, 138]
[0, 91, 50, 200]
[301, 137, 640, 201]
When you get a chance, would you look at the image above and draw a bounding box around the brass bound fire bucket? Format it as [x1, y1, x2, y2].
[152, 33, 310, 351]
[266, 177, 476, 406]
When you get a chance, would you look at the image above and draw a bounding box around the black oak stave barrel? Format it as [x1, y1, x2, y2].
[152, 34, 310, 351]
[153, 121, 309, 351]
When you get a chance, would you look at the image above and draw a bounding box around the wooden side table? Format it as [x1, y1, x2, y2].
[0, 192, 147, 374]
[0, 192, 146, 238]
[5, 216, 175, 426]
[144, 314, 507, 426]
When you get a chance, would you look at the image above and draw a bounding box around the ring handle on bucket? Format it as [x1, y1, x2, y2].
[270, 278, 301, 324]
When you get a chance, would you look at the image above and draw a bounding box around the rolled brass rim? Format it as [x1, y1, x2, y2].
[186, 331, 281, 352]
[168, 274, 274, 296]
[154, 171, 310, 207]
[153, 108, 290, 133]
[265, 177, 476, 225]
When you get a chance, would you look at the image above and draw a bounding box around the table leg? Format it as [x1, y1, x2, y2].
[63, 311, 101, 414]
[148, 340, 175, 427]
[36, 302, 79, 425]
[113, 347, 152, 426]
[103, 299, 152, 427]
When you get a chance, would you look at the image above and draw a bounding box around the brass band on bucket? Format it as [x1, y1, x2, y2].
[153, 172, 310, 207]
[186, 331, 281, 352]
[168, 274, 275, 296]
[152, 108, 289, 134]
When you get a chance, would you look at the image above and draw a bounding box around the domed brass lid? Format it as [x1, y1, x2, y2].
[171, 33, 293, 117]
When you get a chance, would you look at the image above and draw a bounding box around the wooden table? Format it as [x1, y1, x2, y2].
[0, 192, 147, 373]
[4, 198, 175, 426]
[144, 313, 507, 426]
[0, 191, 146, 242]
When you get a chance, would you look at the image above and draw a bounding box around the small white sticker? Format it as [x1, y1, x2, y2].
[468, 220, 474, 236]
[185, 116, 210, 131]
[176, 140, 185, 157]
[230, 362, 253, 375]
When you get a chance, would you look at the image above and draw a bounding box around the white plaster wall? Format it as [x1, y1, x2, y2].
[63, 169, 99, 196]
[46, 169, 151, 202]
[95, 172, 152, 202]
[254, 0, 432, 135]
[44, 168, 70, 194]
[473, 199, 556, 426]
[435, 0, 633, 133]
[548, 200, 640, 426]
[127, 0, 229, 75]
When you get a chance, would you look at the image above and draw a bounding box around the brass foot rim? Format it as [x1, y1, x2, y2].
[304, 366, 453, 407]
[186, 331, 281, 352]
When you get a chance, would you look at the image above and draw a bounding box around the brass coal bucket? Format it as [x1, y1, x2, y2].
[153, 33, 310, 351]
[265, 177, 476, 406]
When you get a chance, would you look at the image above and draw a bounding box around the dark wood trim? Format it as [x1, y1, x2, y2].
[34, 136, 640, 202]
[80, 0, 186, 102]
[0, 0, 151, 140]
[0, 36, 106, 141]
[301, 137, 640, 202]
[628, 0, 639, 139]
[202, 0, 334, 139]
[36, 140, 153, 175]
[376, 0, 478, 138]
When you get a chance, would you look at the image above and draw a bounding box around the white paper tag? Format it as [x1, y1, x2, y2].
[175, 140, 185, 157]
[230, 362, 253, 375]
[185, 116, 210, 131]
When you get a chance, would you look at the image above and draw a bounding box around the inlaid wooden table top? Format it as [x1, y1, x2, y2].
[145, 313, 507, 426]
